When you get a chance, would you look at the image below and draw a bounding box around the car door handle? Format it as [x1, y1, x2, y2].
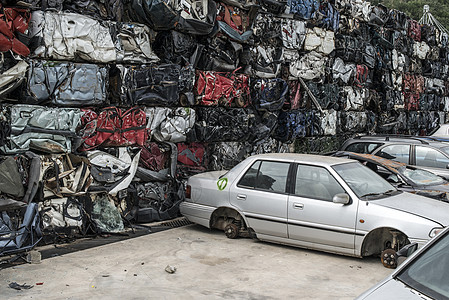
[293, 203, 304, 210]
[236, 194, 246, 201]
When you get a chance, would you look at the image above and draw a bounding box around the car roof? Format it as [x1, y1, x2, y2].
[335, 151, 406, 171]
[346, 135, 449, 149]
[249, 153, 355, 167]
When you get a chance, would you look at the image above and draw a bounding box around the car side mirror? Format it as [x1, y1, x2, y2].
[333, 193, 350, 205]
[397, 243, 418, 258]
[446, 164, 449, 169]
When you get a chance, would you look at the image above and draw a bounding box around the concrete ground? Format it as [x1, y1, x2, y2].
[0, 224, 393, 300]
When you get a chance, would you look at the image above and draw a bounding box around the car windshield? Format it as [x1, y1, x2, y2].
[332, 162, 396, 198]
[441, 146, 449, 157]
[398, 166, 446, 186]
[396, 230, 449, 300]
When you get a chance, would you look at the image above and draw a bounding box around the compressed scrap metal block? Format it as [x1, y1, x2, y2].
[273, 110, 306, 143]
[0, 155, 25, 200]
[177, 142, 207, 176]
[319, 1, 340, 31]
[0, 60, 29, 98]
[343, 86, 366, 111]
[289, 51, 327, 80]
[280, 18, 306, 50]
[251, 13, 283, 78]
[286, 80, 303, 110]
[20, 0, 125, 21]
[307, 82, 341, 110]
[139, 142, 173, 173]
[110, 22, 159, 64]
[153, 30, 201, 66]
[28, 11, 117, 63]
[340, 111, 367, 133]
[403, 92, 419, 111]
[335, 34, 362, 63]
[251, 78, 288, 111]
[304, 27, 335, 55]
[216, 1, 259, 43]
[368, 4, 389, 26]
[1, 104, 82, 154]
[321, 110, 338, 136]
[332, 57, 355, 84]
[111, 64, 192, 106]
[80, 107, 147, 150]
[386, 9, 408, 30]
[39, 198, 83, 231]
[286, 0, 319, 20]
[193, 107, 258, 142]
[208, 141, 253, 171]
[408, 19, 421, 42]
[0, 202, 42, 256]
[133, 180, 181, 223]
[194, 70, 250, 107]
[145, 107, 196, 143]
[24, 60, 109, 106]
[131, 0, 217, 35]
[0, 6, 31, 57]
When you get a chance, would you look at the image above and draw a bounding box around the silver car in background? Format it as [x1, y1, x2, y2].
[180, 154, 449, 267]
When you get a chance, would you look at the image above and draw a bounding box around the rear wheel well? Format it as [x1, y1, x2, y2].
[361, 227, 410, 257]
[210, 207, 246, 231]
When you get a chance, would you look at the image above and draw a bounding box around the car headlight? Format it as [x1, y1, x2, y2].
[429, 227, 444, 238]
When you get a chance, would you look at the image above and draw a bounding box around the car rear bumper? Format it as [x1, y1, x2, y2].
[180, 201, 215, 228]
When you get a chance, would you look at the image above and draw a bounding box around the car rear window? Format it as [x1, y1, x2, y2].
[377, 144, 410, 164]
[344, 142, 382, 154]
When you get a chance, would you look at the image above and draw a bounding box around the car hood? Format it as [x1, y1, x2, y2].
[419, 182, 449, 192]
[357, 277, 424, 300]
[373, 192, 449, 226]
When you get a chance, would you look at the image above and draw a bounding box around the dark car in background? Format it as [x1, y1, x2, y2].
[333, 151, 449, 202]
[340, 135, 449, 179]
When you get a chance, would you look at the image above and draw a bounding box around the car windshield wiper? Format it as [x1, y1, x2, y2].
[384, 189, 397, 195]
[360, 192, 384, 198]
[360, 190, 397, 198]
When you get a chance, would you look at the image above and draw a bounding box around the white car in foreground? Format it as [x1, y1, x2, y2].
[180, 153, 449, 267]
[357, 226, 449, 299]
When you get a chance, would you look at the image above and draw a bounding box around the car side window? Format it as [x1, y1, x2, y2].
[345, 142, 381, 154]
[294, 165, 345, 201]
[238, 160, 290, 193]
[416, 146, 449, 169]
[238, 161, 261, 188]
[377, 145, 410, 164]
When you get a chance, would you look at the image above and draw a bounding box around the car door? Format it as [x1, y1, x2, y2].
[287, 163, 358, 251]
[230, 160, 291, 238]
[413, 146, 449, 179]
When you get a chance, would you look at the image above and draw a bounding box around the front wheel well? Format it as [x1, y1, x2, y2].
[361, 227, 410, 257]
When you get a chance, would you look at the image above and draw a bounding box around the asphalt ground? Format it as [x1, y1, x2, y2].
[0, 222, 393, 299]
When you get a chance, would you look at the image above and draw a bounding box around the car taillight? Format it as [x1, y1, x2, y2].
[185, 185, 191, 199]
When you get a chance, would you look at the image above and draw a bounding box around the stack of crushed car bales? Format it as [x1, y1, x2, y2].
[0, 0, 448, 252]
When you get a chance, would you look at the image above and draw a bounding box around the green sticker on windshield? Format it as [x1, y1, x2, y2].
[217, 178, 228, 191]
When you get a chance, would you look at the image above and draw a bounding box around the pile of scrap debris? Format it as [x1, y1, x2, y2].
[1, 0, 449, 255]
